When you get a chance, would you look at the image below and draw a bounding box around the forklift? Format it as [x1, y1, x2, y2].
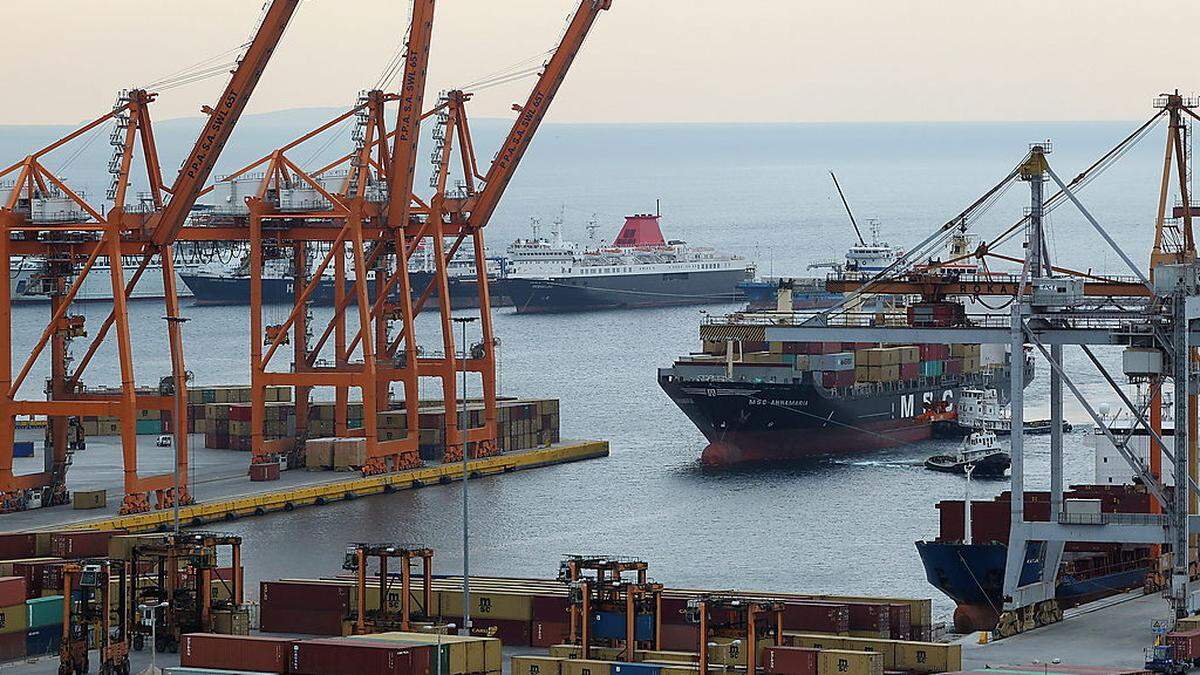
[58, 558, 131, 675]
[129, 531, 243, 653]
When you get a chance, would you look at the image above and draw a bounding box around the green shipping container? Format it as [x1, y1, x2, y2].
[135, 419, 162, 435]
[919, 361, 943, 377]
[26, 596, 62, 629]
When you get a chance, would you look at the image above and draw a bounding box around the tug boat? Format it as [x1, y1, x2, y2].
[924, 430, 1010, 477]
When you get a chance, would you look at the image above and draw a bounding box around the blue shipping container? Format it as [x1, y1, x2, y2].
[613, 665, 662, 675]
[26, 625, 62, 656]
[590, 611, 654, 641]
[12, 442, 33, 458]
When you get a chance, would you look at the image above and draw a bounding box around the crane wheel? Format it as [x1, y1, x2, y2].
[132, 634, 144, 651]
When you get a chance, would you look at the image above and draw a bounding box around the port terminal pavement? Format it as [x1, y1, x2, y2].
[959, 591, 1164, 670]
[0, 428, 608, 533]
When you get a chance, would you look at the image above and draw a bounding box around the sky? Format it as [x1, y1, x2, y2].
[1, 0, 1198, 126]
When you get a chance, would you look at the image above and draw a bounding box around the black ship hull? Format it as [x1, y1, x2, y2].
[502, 268, 750, 314]
[658, 362, 1031, 465]
[180, 272, 511, 308]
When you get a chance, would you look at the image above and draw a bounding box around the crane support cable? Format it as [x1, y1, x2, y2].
[985, 109, 1167, 252]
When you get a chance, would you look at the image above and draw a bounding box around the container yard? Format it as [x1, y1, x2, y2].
[3, 0, 1199, 674]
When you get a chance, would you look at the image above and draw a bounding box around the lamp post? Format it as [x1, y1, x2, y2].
[437, 622, 456, 675]
[451, 316, 477, 636]
[138, 600, 170, 669]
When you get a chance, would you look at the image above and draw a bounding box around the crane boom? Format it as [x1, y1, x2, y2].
[148, 0, 301, 245]
[387, 0, 438, 228]
[468, 0, 611, 229]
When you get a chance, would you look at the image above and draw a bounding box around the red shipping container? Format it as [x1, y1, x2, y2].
[0, 577, 25, 607]
[531, 594, 570, 622]
[945, 359, 963, 375]
[1168, 629, 1200, 661]
[0, 631, 23, 662]
[469, 617, 531, 646]
[229, 404, 252, 422]
[250, 462, 281, 481]
[49, 531, 116, 559]
[900, 363, 918, 380]
[887, 604, 911, 640]
[0, 534, 37, 560]
[659, 623, 699, 651]
[181, 634, 294, 673]
[532, 620, 569, 648]
[290, 638, 430, 675]
[260, 607, 345, 636]
[782, 601, 850, 634]
[845, 602, 889, 634]
[12, 562, 61, 598]
[261, 581, 351, 613]
[763, 646, 819, 675]
[659, 597, 690, 625]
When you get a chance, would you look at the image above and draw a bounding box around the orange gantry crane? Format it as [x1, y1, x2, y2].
[0, 0, 301, 512]
[190, 0, 612, 471]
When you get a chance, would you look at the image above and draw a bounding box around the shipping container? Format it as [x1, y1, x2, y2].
[440, 589, 532, 621]
[0, 603, 28, 635]
[612, 664, 661, 675]
[0, 631, 24, 663]
[25, 624, 62, 657]
[262, 580, 351, 613]
[591, 611, 654, 641]
[893, 641, 960, 673]
[533, 620, 569, 648]
[180, 634, 294, 673]
[72, 490, 106, 510]
[563, 659, 613, 675]
[249, 462, 281, 482]
[782, 602, 850, 634]
[290, 638, 431, 675]
[512, 656, 566, 675]
[26, 595, 62, 629]
[816, 650, 882, 675]
[763, 646, 819, 675]
[0, 579, 26, 607]
[0, 534, 36, 560]
[49, 531, 116, 559]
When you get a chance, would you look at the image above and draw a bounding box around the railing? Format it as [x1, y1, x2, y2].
[1057, 512, 1167, 526]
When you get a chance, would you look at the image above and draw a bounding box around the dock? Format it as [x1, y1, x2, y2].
[0, 437, 608, 534]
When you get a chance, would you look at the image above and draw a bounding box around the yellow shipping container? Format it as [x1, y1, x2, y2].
[512, 656, 565, 675]
[0, 603, 28, 634]
[783, 634, 846, 651]
[837, 637, 896, 670]
[439, 589, 532, 621]
[639, 651, 699, 664]
[563, 660, 612, 675]
[548, 646, 624, 661]
[894, 641, 961, 673]
[817, 650, 882, 675]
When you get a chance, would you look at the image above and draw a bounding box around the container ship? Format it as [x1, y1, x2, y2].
[659, 332, 1031, 464]
[179, 248, 509, 308]
[916, 484, 1157, 633]
[499, 212, 754, 313]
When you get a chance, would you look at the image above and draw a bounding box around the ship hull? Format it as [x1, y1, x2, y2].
[502, 268, 749, 314]
[659, 367, 1021, 465]
[180, 272, 510, 308]
[915, 540, 1149, 633]
[12, 263, 195, 302]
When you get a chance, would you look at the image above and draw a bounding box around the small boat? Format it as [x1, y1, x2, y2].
[952, 388, 1072, 436]
[925, 430, 1010, 477]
